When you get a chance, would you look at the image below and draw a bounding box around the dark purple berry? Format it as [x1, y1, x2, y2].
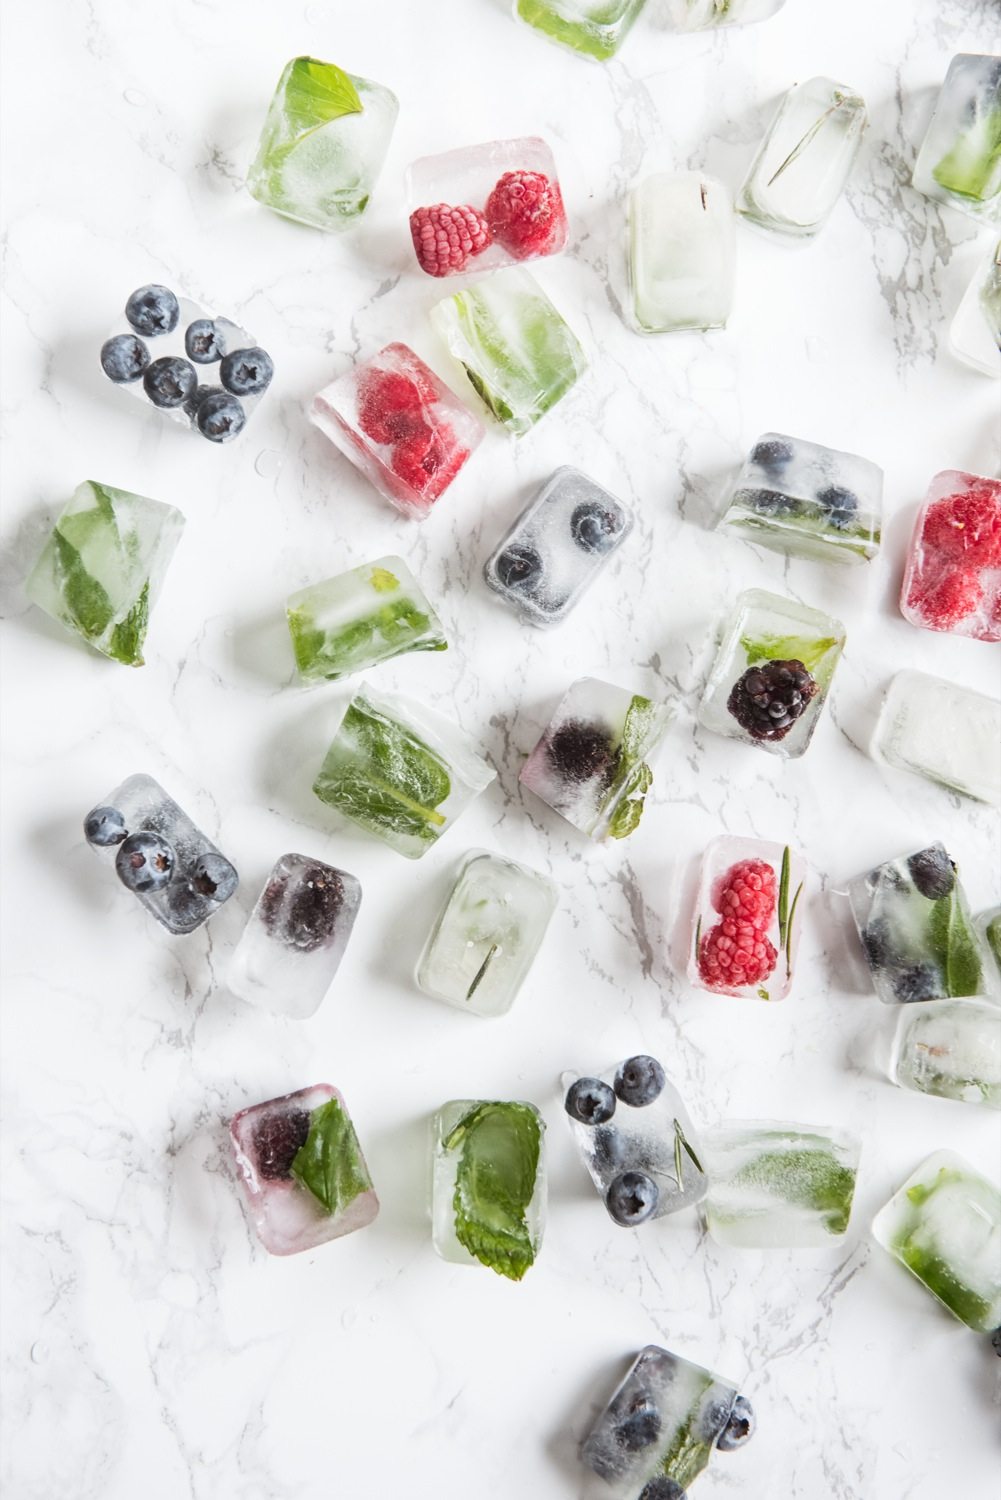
[143, 356, 197, 408]
[115, 830, 175, 893]
[261, 865, 343, 953]
[614, 1394, 661, 1451]
[639, 1481, 686, 1500]
[195, 389, 246, 443]
[125, 284, 180, 337]
[614, 1055, 665, 1107]
[494, 543, 543, 590]
[716, 1394, 755, 1451]
[251, 1107, 311, 1180]
[570, 500, 625, 555]
[100, 333, 150, 384]
[546, 719, 618, 783]
[564, 1078, 616, 1125]
[84, 805, 128, 847]
[220, 347, 273, 396]
[727, 659, 818, 741]
[816, 484, 859, 531]
[191, 852, 238, 903]
[185, 319, 226, 363]
[606, 1170, 659, 1226]
[750, 437, 794, 469]
[907, 846, 956, 901]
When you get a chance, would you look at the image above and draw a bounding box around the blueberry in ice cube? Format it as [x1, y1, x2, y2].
[220, 347, 274, 397]
[741, 486, 799, 517]
[614, 1394, 661, 1451]
[716, 1394, 754, 1451]
[546, 720, 618, 785]
[125, 284, 180, 337]
[890, 963, 944, 1005]
[639, 1481, 687, 1500]
[564, 1077, 616, 1125]
[115, 830, 176, 893]
[143, 356, 198, 409]
[190, 853, 238, 903]
[570, 501, 624, 555]
[906, 847, 955, 902]
[495, 543, 543, 590]
[816, 484, 858, 531]
[163, 880, 207, 932]
[606, 1170, 659, 1226]
[251, 1106, 312, 1180]
[195, 389, 247, 443]
[185, 319, 226, 364]
[750, 438, 793, 470]
[992, 1327, 1001, 1357]
[100, 333, 150, 384]
[592, 1125, 625, 1172]
[614, 1055, 665, 1107]
[184, 384, 216, 420]
[84, 805, 128, 847]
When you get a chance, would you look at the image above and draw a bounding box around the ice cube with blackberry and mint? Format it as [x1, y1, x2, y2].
[912, 54, 1001, 223]
[889, 1000, 1001, 1109]
[287, 556, 447, 682]
[230, 1083, 379, 1256]
[580, 1344, 755, 1497]
[431, 1100, 545, 1280]
[563, 1056, 708, 1227]
[719, 433, 882, 564]
[702, 1121, 860, 1247]
[847, 843, 988, 1005]
[484, 467, 632, 626]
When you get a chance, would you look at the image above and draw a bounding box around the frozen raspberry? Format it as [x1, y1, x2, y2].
[409, 203, 491, 276]
[356, 369, 430, 446]
[906, 566, 982, 630]
[391, 427, 468, 501]
[920, 483, 1001, 567]
[712, 858, 777, 928]
[698, 920, 778, 990]
[484, 171, 566, 260]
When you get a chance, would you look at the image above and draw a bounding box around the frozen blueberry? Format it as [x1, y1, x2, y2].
[251, 1107, 312, 1180]
[84, 805, 128, 847]
[570, 501, 624, 555]
[185, 319, 226, 364]
[639, 1481, 686, 1500]
[716, 1395, 755, 1451]
[860, 917, 894, 970]
[614, 1395, 661, 1451]
[220, 347, 274, 397]
[184, 383, 216, 420]
[190, 853, 238, 903]
[143, 356, 198, 409]
[115, 830, 175, 894]
[891, 963, 944, 1004]
[495, 543, 543, 590]
[750, 438, 794, 470]
[196, 390, 246, 443]
[614, 1055, 665, 1107]
[125, 284, 180, 337]
[163, 881, 208, 933]
[100, 333, 150, 384]
[992, 1327, 1001, 1357]
[606, 1170, 659, 1226]
[816, 484, 859, 531]
[907, 847, 956, 902]
[564, 1077, 616, 1125]
[592, 1125, 625, 1172]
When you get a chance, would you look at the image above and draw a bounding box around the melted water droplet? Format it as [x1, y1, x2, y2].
[123, 88, 148, 108]
[254, 449, 283, 479]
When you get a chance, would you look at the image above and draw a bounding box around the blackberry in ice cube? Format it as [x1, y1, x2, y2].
[727, 659, 818, 741]
[750, 437, 793, 469]
[891, 963, 945, 1005]
[251, 1106, 312, 1180]
[262, 863, 345, 953]
[639, 1481, 686, 1500]
[907, 846, 956, 901]
[546, 719, 618, 784]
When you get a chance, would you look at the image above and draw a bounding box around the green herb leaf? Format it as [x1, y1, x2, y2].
[674, 1118, 704, 1179]
[925, 887, 984, 998]
[932, 103, 1001, 203]
[446, 1102, 541, 1281]
[53, 529, 115, 640]
[785, 880, 803, 979]
[107, 580, 149, 666]
[290, 1097, 371, 1216]
[466, 943, 499, 1001]
[608, 762, 652, 840]
[694, 914, 702, 962]
[315, 699, 451, 844]
[606, 695, 661, 840]
[283, 57, 363, 139]
[740, 632, 838, 674]
[757, 986, 770, 1000]
[369, 566, 399, 594]
[733, 1146, 856, 1235]
[777, 846, 791, 947]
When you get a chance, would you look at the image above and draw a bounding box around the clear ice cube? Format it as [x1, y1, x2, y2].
[431, 1100, 545, 1279]
[899, 470, 1001, 642]
[949, 239, 1001, 377]
[512, 0, 647, 61]
[702, 1121, 861, 1247]
[912, 54, 1001, 223]
[286, 555, 447, 682]
[873, 670, 1001, 806]
[687, 836, 807, 1002]
[666, 0, 786, 29]
[629, 171, 735, 333]
[889, 1000, 1001, 1110]
[977, 906, 1001, 985]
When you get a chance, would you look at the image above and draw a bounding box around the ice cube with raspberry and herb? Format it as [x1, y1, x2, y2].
[287, 556, 447, 683]
[900, 470, 1001, 643]
[431, 1099, 545, 1279]
[514, 0, 647, 61]
[230, 1083, 378, 1255]
[689, 837, 807, 1001]
[702, 1121, 860, 1247]
[912, 54, 1001, 223]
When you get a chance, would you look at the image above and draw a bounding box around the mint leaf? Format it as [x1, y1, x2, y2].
[283, 57, 362, 140]
[734, 1146, 856, 1234]
[107, 580, 149, 666]
[290, 1097, 370, 1216]
[606, 695, 660, 839]
[608, 761, 652, 839]
[741, 632, 838, 674]
[446, 1103, 541, 1281]
[315, 699, 452, 844]
[53, 529, 114, 640]
[925, 887, 983, 997]
[369, 566, 399, 594]
[986, 914, 1001, 968]
[290, 598, 443, 679]
[932, 103, 1001, 203]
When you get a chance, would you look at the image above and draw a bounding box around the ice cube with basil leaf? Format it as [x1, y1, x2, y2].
[431, 1100, 545, 1280]
[912, 54, 1001, 224]
[287, 556, 447, 682]
[702, 1121, 860, 1247]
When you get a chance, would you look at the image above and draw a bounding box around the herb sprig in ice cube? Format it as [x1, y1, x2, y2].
[431, 1099, 545, 1279]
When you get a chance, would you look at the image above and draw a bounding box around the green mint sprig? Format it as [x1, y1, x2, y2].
[446, 1102, 541, 1281]
[291, 1097, 370, 1216]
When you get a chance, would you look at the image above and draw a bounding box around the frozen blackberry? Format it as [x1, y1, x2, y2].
[261, 865, 344, 953]
[816, 484, 859, 531]
[251, 1107, 311, 1180]
[726, 659, 818, 741]
[546, 719, 618, 783]
[891, 963, 944, 1004]
[750, 438, 794, 469]
[907, 847, 956, 901]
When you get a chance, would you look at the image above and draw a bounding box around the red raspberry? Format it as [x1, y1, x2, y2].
[484, 171, 567, 260]
[920, 482, 1001, 567]
[409, 203, 491, 276]
[712, 858, 777, 928]
[391, 427, 468, 501]
[698, 921, 778, 991]
[906, 566, 983, 629]
[357, 369, 429, 445]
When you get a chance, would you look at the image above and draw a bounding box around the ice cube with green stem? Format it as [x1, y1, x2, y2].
[890, 1000, 1001, 1110]
[431, 1100, 545, 1280]
[913, 54, 1001, 223]
[512, 0, 647, 61]
[629, 171, 735, 334]
[689, 836, 807, 1002]
[872, 670, 1001, 806]
[287, 556, 447, 683]
[702, 1122, 860, 1247]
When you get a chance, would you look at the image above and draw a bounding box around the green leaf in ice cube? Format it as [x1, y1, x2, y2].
[52, 529, 115, 641]
[290, 1096, 370, 1216]
[932, 102, 1001, 204]
[445, 1102, 541, 1281]
[107, 580, 149, 667]
[282, 57, 362, 141]
[740, 632, 838, 675]
[733, 1145, 856, 1235]
[290, 594, 443, 680]
[986, 914, 1001, 968]
[607, 694, 660, 839]
[608, 761, 652, 839]
[654, 1369, 717, 1488]
[925, 886, 983, 998]
[315, 699, 451, 845]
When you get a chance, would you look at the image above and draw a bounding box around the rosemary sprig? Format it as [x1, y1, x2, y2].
[766, 94, 848, 188]
[785, 882, 803, 978]
[673, 1118, 704, 1186]
[466, 942, 500, 1001]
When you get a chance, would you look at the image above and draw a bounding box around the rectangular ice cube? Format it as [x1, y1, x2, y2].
[666, 0, 786, 29]
[873, 670, 1001, 806]
[737, 77, 867, 238]
[629, 171, 735, 333]
[688, 836, 807, 1001]
[84, 772, 238, 934]
[286, 556, 447, 682]
[702, 1121, 860, 1247]
[313, 688, 495, 859]
[719, 433, 882, 564]
[899, 470, 1001, 642]
[407, 137, 568, 277]
[872, 1150, 1001, 1333]
[950, 240, 1001, 377]
[912, 54, 1001, 223]
[847, 843, 988, 1005]
[889, 1000, 1001, 1109]
[26, 480, 183, 667]
[431, 1100, 545, 1279]
[513, 0, 647, 61]
[247, 57, 398, 230]
[431, 268, 587, 436]
[520, 678, 672, 841]
[310, 342, 483, 519]
[230, 1083, 378, 1256]
[227, 854, 361, 1019]
[697, 588, 845, 758]
[483, 467, 632, 626]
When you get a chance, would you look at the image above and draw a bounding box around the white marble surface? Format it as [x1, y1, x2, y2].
[2, 1, 1000, 1496]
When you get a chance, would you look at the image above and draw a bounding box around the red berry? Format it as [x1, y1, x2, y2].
[906, 566, 983, 629]
[697, 921, 778, 991]
[920, 482, 1001, 567]
[391, 427, 468, 501]
[409, 203, 491, 276]
[484, 171, 567, 260]
[712, 858, 777, 929]
[357, 368, 429, 445]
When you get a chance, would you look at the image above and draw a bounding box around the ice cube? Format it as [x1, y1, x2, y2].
[666, 0, 786, 29]
[431, 1100, 545, 1279]
[416, 851, 556, 1017]
[247, 57, 398, 230]
[899, 470, 1001, 642]
[737, 77, 867, 238]
[697, 588, 845, 759]
[227, 854, 361, 1019]
[512, 0, 647, 61]
[872, 670, 1001, 806]
[310, 342, 483, 519]
[483, 467, 632, 626]
[286, 555, 447, 683]
[313, 687, 495, 859]
[629, 171, 735, 333]
[912, 54, 1001, 223]
[702, 1121, 860, 1247]
[687, 836, 807, 1002]
[977, 906, 1001, 985]
[872, 1149, 1001, 1333]
[230, 1083, 378, 1256]
[718, 432, 882, 564]
[889, 1000, 1001, 1110]
[520, 678, 672, 841]
[431, 267, 587, 435]
[949, 239, 1001, 377]
[26, 481, 183, 666]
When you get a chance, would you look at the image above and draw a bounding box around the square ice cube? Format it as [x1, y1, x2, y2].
[912, 54, 1001, 223]
[310, 342, 483, 519]
[520, 678, 672, 841]
[899, 470, 1001, 642]
[872, 1150, 1001, 1333]
[286, 555, 447, 683]
[697, 588, 845, 759]
[629, 171, 735, 333]
[26, 480, 183, 666]
[737, 77, 867, 238]
[484, 467, 632, 626]
[313, 688, 495, 859]
[227, 854, 362, 1019]
[949, 239, 1001, 377]
[247, 57, 398, 230]
[873, 670, 1001, 806]
[431, 1100, 545, 1279]
[416, 851, 556, 1017]
[666, 0, 786, 29]
[702, 1121, 861, 1247]
[83, 772, 238, 935]
[431, 268, 587, 435]
[889, 1000, 1001, 1109]
[688, 836, 807, 1002]
[718, 432, 882, 564]
[230, 1083, 378, 1256]
[512, 0, 647, 61]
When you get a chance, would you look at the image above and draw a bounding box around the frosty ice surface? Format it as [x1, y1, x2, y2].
[431, 268, 587, 435]
[890, 1001, 1001, 1110]
[666, 0, 786, 29]
[431, 1100, 545, 1279]
[513, 0, 647, 61]
[873, 670, 1001, 806]
[912, 55, 1001, 223]
[247, 57, 398, 230]
[287, 556, 447, 682]
[83, 772, 238, 935]
[977, 906, 1001, 984]
[313, 688, 495, 859]
[702, 1122, 860, 1247]
[872, 1150, 1001, 1334]
[311, 342, 483, 519]
[950, 240, 1001, 377]
[719, 432, 882, 564]
[688, 837, 807, 1002]
[416, 851, 556, 1017]
[629, 172, 735, 334]
[27, 481, 183, 667]
[520, 678, 672, 841]
[484, 467, 632, 626]
[230, 1083, 378, 1256]
[697, 589, 845, 759]
[900, 470, 1001, 642]
[738, 77, 867, 238]
[227, 854, 361, 1019]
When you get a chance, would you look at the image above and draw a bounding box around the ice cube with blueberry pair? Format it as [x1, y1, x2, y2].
[84, 773, 238, 934]
[688, 837, 806, 1001]
[431, 1100, 545, 1280]
[702, 1122, 860, 1248]
[899, 471, 1001, 643]
[889, 1000, 1001, 1110]
[287, 556, 447, 683]
[912, 54, 1001, 223]
[873, 670, 1001, 807]
[100, 285, 273, 444]
[950, 239, 1001, 378]
[629, 172, 735, 335]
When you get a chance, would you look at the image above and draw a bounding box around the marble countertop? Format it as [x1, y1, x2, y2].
[2, 0, 1000, 1496]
